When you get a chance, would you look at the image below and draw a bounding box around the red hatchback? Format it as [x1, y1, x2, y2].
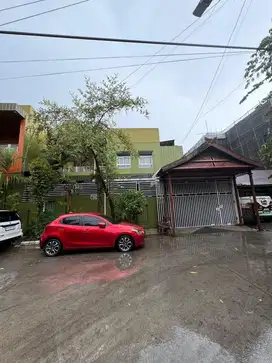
[40, 213, 145, 257]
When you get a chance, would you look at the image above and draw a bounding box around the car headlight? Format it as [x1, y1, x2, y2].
[131, 228, 143, 235]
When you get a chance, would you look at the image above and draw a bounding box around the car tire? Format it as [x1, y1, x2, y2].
[43, 238, 62, 257]
[116, 235, 134, 252]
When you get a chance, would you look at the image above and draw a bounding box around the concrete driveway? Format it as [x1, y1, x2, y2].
[1, 231, 272, 362]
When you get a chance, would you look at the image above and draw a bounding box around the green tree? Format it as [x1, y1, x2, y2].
[259, 138, 272, 167]
[115, 190, 147, 223]
[5, 192, 21, 211]
[23, 127, 45, 171]
[31, 76, 148, 220]
[0, 148, 21, 208]
[28, 158, 61, 215]
[241, 28, 272, 104]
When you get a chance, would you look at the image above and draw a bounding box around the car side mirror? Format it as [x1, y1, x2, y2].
[98, 222, 106, 229]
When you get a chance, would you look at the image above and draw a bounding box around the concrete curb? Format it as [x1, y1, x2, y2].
[20, 240, 39, 246]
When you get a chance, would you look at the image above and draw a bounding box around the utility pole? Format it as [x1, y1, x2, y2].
[193, 0, 213, 17]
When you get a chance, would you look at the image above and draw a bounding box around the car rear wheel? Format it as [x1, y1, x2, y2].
[44, 238, 62, 257]
[116, 235, 134, 252]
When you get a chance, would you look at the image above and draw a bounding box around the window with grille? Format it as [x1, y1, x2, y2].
[45, 200, 56, 212]
[117, 155, 131, 169]
[139, 155, 153, 168]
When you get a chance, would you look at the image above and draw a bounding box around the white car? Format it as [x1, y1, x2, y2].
[0, 210, 23, 245]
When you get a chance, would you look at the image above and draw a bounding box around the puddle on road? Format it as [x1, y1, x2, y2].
[137, 326, 272, 363]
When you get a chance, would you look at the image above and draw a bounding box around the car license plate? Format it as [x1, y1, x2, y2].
[5, 226, 15, 231]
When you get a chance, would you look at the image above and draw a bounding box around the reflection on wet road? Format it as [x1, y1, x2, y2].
[1, 231, 272, 362]
[42, 253, 143, 291]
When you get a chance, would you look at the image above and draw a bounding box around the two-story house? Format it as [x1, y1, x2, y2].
[70, 128, 183, 178]
[116, 128, 183, 177]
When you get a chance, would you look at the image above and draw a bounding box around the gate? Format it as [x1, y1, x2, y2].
[156, 179, 238, 228]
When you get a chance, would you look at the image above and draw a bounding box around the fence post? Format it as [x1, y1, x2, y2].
[168, 174, 176, 236]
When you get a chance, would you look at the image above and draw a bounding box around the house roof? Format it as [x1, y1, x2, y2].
[0, 103, 26, 119]
[156, 141, 263, 176]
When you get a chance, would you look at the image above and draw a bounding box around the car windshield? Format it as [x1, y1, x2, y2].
[100, 215, 119, 224]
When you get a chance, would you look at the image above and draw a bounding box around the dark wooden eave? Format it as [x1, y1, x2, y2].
[156, 142, 263, 177]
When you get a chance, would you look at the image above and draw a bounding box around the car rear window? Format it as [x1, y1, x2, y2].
[61, 216, 81, 225]
[0, 211, 20, 223]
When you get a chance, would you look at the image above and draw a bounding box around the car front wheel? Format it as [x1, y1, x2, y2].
[44, 238, 62, 257]
[116, 235, 134, 252]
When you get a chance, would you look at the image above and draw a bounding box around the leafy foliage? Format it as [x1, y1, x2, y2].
[0, 148, 23, 208]
[23, 125, 45, 170]
[24, 211, 60, 239]
[28, 158, 61, 214]
[259, 139, 272, 167]
[5, 193, 21, 211]
[0, 148, 20, 184]
[241, 28, 272, 103]
[31, 75, 148, 219]
[115, 190, 147, 223]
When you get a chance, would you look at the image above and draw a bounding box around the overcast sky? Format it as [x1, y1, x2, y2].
[1, 0, 272, 151]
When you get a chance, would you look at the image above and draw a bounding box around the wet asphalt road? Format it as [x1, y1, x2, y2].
[1, 232, 272, 362]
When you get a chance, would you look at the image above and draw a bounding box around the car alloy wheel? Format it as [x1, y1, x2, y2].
[117, 235, 133, 252]
[44, 239, 61, 257]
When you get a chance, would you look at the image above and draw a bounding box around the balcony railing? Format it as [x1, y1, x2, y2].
[62, 166, 92, 173]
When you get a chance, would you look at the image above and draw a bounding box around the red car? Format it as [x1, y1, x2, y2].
[40, 213, 145, 257]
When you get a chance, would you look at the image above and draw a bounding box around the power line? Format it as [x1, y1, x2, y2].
[181, 0, 249, 144]
[0, 0, 47, 12]
[0, 50, 252, 64]
[0, 53, 253, 81]
[203, 0, 252, 100]
[120, 0, 222, 84]
[0, 29, 268, 52]
[0, 0, 93, 27]
[199, 82, 244, 118]
[131, 0, 228, 88]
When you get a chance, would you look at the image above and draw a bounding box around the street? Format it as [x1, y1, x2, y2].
[1, 231, 272, 362]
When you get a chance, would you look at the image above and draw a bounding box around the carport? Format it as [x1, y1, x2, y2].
[155, 141, 262, 233]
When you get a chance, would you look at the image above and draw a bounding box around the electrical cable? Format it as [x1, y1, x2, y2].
[0, 0, 93, 27]
[199, 82, 244, 118]
[202, 0, 253, 102]
[120, 0, 222, 84]
[131, 0, 229, 88]
[0, 0, 47, 12]
[0, 53, 253, 81]
[0, 50, 252, 64]
[181, 0, 249, 144]
[0, 29, 268, 52]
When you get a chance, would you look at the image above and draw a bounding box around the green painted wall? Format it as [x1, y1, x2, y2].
[118, 128, 182, 175]
[19, 196, 158, 231]
[66, 128, 182, 177]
